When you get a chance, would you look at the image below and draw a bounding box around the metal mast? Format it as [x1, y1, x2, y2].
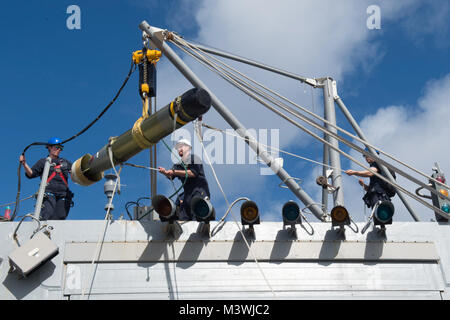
[190, 40, 420, 222]
[321, 78, 344, 207]
[139, 21, 326, 221]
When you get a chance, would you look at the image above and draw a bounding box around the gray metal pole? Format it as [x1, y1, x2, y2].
[334, 95, 420, 221]
[322, 134, 330, 212]
[191, 43, 317, 87]
[33, 157, 52, 220]
[322, 78, 344, 206]
[140, 21, 326, 221]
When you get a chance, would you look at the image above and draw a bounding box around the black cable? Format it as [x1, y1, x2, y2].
[11, 61, 136, 221]
[61, 60, 136, 145]
[125, 201, 138, 220]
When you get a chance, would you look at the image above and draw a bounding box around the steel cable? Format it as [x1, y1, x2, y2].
[193, 124, 277, 298]
[169, 37, 450, 220]
[12, 61, 136, 221]
[173, 36, 450, 200]
[178, 37, 450, 193]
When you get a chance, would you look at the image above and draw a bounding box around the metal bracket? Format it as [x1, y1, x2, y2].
[196, 222, 211, 237]
[304, 78, 318, 88]
[140, 23, 167, 47]
[331, 80, 339, 100]
[279, 177, 302, 189]
[164, 221, 183, 239]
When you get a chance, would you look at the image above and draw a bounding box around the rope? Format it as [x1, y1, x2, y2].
[198, 122, 346, 228]
[170, 37, 450, 220]
[194, 123, 230, 234]
[194, 122, 230, 206]
[150, 95, 158, 199]
[201, 121, 360, 229]
[182, 37, 312, 84]
[161, 138, 188, 200]
[122, 161, 182, 210]
[82, 146, 122, 300]
[131, 96, 154, 149]
[193, 122, 277, 298]
[158, 111, 189, 200]
[200, 122, 324, 227]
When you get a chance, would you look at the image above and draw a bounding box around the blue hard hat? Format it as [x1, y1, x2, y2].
[47, 137, 63, 147]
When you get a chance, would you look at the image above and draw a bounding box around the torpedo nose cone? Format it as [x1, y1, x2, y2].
[180, 88, 211, 119]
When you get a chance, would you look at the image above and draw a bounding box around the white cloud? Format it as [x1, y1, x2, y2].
[149, 0, 446, 222]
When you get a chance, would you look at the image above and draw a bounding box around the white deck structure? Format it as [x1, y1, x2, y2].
[1, 218, 449, 300]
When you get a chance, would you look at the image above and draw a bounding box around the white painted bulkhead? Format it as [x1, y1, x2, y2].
[1, 219, 449, 300]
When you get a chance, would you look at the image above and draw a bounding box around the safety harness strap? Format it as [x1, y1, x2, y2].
[131, 97, 154, 149]
[46, 164, 68, 187]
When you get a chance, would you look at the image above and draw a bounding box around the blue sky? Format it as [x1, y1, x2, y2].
[1, 1, 449, 223]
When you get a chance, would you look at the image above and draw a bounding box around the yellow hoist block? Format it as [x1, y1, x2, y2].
[132, 49, 162, 64]
[141, 83, 150, 94]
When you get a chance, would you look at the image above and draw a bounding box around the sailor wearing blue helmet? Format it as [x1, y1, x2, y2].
[19, 137, 74, 220]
